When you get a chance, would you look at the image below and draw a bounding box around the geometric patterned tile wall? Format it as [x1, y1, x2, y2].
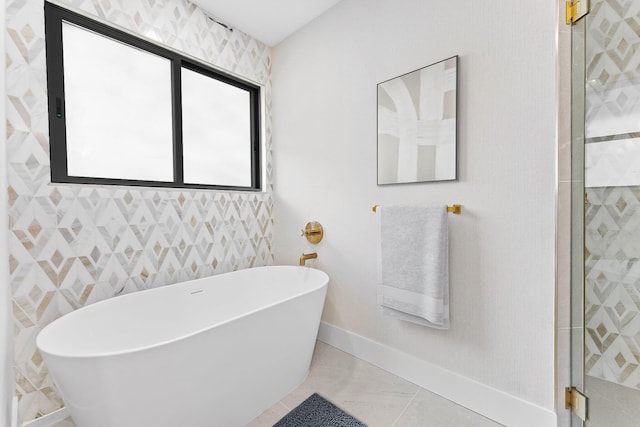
[585, 187, 640, 390]
[5, 0, 273, 421]
[584, 0, 640, 391]
[585, 0, 640, 138]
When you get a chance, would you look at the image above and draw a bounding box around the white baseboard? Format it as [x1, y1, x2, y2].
[318, 322, 557, 427]
[22, 408, 70, 427]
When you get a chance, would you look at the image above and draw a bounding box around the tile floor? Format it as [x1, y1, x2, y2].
[584, 376, 640, 427]
[46, 341, 502, 427]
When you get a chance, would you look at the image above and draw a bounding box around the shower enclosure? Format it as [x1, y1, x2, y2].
[571, 0, 640, 425]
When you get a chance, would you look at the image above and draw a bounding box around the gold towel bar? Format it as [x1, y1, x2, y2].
[372, 204, 461, 214]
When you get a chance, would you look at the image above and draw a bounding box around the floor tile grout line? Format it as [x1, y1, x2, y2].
[390, 387, 421, 427]
[277, 400, 291, 412]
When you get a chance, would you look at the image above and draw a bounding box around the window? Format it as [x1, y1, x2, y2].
[44, 2, 262, 191]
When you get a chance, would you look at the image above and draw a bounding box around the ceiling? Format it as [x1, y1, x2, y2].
[189, 0, 344, 46]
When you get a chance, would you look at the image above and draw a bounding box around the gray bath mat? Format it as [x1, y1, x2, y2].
[273, 393, 367, 427]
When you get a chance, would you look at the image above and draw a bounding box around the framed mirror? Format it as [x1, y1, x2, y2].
[377, 56, 458, 185]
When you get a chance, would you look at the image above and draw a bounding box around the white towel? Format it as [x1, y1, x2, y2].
[377, 205, 450, 329]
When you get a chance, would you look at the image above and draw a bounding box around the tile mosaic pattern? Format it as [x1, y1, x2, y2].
[585, 187, 640, 390]
[585, 0, 640, 139]
[6, 0, 273, 422]
[583, 0, 640, 391]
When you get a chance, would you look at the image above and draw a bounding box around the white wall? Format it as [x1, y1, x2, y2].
[0, 0, 14, 424]
[272, 0, 557, 412]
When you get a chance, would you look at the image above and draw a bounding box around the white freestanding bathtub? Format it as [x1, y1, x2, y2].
[36, 266, 329, 427]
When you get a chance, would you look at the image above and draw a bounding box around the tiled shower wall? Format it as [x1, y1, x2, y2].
[584, 0, 640, 390]
[6, 0, 273, 421]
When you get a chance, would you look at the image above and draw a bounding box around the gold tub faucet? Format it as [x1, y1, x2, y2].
[299, 252, 318, 266]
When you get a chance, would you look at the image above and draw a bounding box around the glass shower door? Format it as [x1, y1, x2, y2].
[574, 0, 640, 425]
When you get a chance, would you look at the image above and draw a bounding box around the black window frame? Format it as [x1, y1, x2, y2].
[44, 2, 262, 191]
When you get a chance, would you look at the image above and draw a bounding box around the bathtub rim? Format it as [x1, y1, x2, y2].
[36, 265, 328, 359]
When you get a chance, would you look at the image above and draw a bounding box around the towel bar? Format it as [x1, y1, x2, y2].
[372, 204, 461, 214]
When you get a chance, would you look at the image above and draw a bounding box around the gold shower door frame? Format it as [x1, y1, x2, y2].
[570, 1, 640, 425]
